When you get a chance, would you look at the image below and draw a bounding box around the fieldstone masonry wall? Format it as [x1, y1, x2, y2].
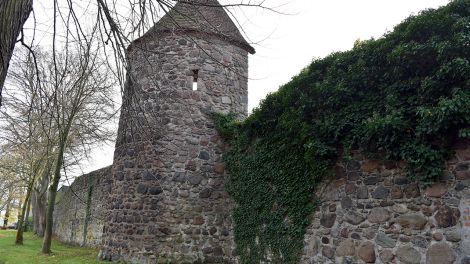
[302, 140, 470, 264]
[53, 166, 112, 247]
[99, 30, 248, 263]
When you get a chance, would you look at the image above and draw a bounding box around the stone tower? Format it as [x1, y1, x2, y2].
[99, 0, 255, 263]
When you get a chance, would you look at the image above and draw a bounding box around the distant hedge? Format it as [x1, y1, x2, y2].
[214, 1, 470, 263]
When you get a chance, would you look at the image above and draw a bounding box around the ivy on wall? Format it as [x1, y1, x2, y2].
[213, 1, 470, 263]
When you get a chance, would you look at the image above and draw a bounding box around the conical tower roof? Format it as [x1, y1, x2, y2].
[139, 0, 255, 54]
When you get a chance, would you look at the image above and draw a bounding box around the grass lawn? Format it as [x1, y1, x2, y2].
[0, 230, 107, 264]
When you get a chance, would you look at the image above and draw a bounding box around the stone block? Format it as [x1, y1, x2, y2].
[396, 246, 420, 264]
[336, 239, 355, 257]
[425, 183, 448, 198]
[398, 213, 427, 230]
[375, 232, 396, 248]
[368, 208, 391, 223]
[361, 160, 380, 173]
[435, 205, 460, 228]
[357, 241, 376, 263]
[426, 242, 456, 264]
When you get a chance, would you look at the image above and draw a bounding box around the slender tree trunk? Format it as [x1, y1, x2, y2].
[16, 183, 33, 245]
[31, 191, 37, 233]
[0, 0, 33, 107]
[24, 196, 31, 232]
[16, 192, 23, 223]
[3, 201, 10, 227]
[42, 138, 67, 254]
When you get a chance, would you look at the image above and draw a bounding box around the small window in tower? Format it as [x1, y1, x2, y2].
[192, 69, 199, 91]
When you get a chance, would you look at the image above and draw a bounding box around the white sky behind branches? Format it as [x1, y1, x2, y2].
[18, 0, 451, 179]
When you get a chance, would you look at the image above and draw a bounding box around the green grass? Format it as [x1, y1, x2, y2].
[0, 230, 107, 264]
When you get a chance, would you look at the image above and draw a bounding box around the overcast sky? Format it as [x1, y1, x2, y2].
[52, 0, 451, 177]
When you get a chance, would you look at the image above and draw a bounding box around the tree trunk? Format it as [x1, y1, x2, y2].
[24, 195, 31, 232]
[0, 0, 33, 107]
[42, 138, 67, 254]
[3, 201, 10, 227]
[16, 183, 32, 245]
[32, 190, 47, 237]
[16, 192, 23, 221]
[33, 170, 49, 237]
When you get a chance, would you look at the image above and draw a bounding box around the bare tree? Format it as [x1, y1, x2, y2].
[0, 48, 55, 244]
[1, 41, 117, 250]
[0, 0, 277, 107]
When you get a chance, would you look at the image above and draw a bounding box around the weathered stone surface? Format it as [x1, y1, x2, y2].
[391, 186, 403, 199]
[425, 183, 448, 198]
[371, 185, 389, 199]
[199, 188, 212, 198]
[213, 163, 225, 174]
[396, 246, 421, 264]
[322, 246, 335, 259]
[456, 162, 469, 171]
[348, 171, 362, 181]
[361, 160, 380, 173]
[444, 229, 461, 242]
[375, 232, 396, 248]
[435, 205, 460, 228]
[347, 160, 361, 171]
[379, 249, 394, 262]
[136, 183, 148, 194]
[345, 183, 356, 194]
[305, 237, 320, 256]
[364, 176, 379, 185]
[456, 170, 470, 180]
[426, 242, 456, 264]
[53, 167, 112, 247]
[363, 228, 376, 239]
[344, 211, 365, 225]
[357, 241, 375, 263]
[368, 208, 391, 223]
[340, 227, 350, 238]
[394, 177, 410, 185]
[404, 183, 420, 198]
[341, 196, 353, 209]
[320, 213, 336, 228]
[398, 213, 427, 230]
[351, 233, 361, 240]
[329, 204, 337, 212]
[148, 186, 163, 195]
[411, 235, 429, 248]
[336, 239, 355, 257]
[187, 174, 203, 185]
[432, 232, 443, 241]
[357, 186, 369, 199]
[300, 145, 470, 264]
[193, 216, 205, 225]
[392, 204, 408, 213]
[198, 150, 210, 160]
[456, 146, 470, 160]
